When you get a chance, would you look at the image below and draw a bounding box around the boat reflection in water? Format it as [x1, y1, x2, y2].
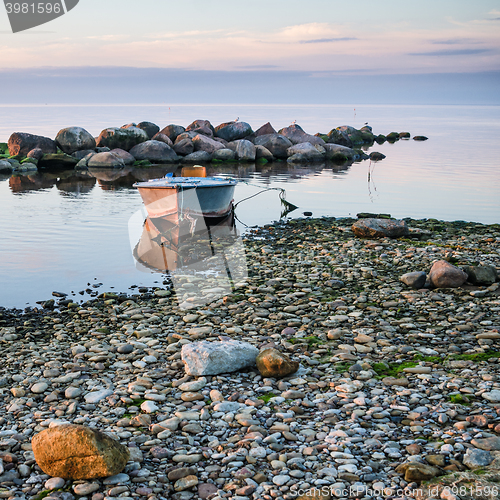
[129, 204, 248, 310]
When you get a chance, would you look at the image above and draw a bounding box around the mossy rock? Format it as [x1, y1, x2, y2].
[21, 157, 38, 165]
[133, 160, 153, 167]
[386, 132, 400, 142]
[330, 152, 348, 163]
[375, 134, 386, 144]
[256, 157, 268, 164]
[0, 142, 8, 154]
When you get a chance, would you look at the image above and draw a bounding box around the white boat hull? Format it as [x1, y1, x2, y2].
[134, 177, 237, 219]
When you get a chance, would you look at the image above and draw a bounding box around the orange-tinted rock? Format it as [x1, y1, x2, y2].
[256, 348, 299, 378]
[32, 424, 129, 480]
[429, 260, 468, 288]
[351, 218, 409, 239]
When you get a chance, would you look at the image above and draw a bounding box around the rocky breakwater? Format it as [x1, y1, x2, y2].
[0, 120, 427, 173]
[0, 216, 499, 500]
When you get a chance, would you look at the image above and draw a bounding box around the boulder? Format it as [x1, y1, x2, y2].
[173, 138, 195, 156]
[323, 144, 357, 161]
[0, 159, 13, 172]
[87, 152, 125, 168]
[286, 142, 324, 161]
[400, 271, 427, 289]
[463, 449, 493, 470]
[55, 127, 96, 154]
[180, 151, 212, 163]
[254, 134, 293, 159]
[213, 148, 236, 161]
[8, 132, 57, 156]
[186, 120, 214, 137]
[158, 124, 186, 142]
[151, 133, 173, 147]
[175, 131, 197, 144]
[96, 127, 149, 151]
[110, 148, 136, 166]
[232, 139, 256, 161]
[129, 140, 178, 163]
[76, 152, 96, 168]
[256, 348, 299, 378]
[462, 265, 498, 285]
[335, 126, 366, 145]
[327, 128, 353, 147]
[192, 134, 225, 154]
[38, 153, 79, 168]
[369, 152, 386, 161]
[136, 121, 160, 139]
[72, 149, 96, 160]
[279, 124, 325, 146]
[27, 148, 44, 160]
[181, 340, 259, 376]
[32, 424, 129, 480]
[429, 260, 468, 288]
[351, 218, 410, 239]
[253, 122, 277, 137]
[255, 145, 274, 161]
[215, 121, 253, 142]
[395, 462, 441, 482]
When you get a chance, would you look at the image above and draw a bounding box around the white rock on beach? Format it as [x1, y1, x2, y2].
[181, 340, 259, 376]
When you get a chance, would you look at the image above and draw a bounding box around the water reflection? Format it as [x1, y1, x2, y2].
[4, 159, 355, 194]
[130, 210, 248, 309]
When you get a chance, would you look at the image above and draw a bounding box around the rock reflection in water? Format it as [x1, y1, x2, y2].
[131, 210, 248, 309]
[6, 158, 354, 194]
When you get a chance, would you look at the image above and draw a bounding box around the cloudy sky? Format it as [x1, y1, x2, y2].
[1, 0, 499, 73]
[0, 1, 499, 104]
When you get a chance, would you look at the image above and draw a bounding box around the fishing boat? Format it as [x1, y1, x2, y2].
[133, 172, 237, 219]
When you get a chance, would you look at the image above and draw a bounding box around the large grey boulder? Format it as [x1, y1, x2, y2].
[192, 134, 225, 154]
[180, 151, 212, 163]
[429, 260, 468, 288]
[213, 148, 236, 161]
[279, 124, 325, 146]
[253, 122, 277, 137]
[215, 121, 253, 142]
[186, 120, 214, 137]
[151, 133, 173, 147]
[323, 144, 357, 161]
[136, 121, 160, 139]
[254, 134, 293, 159]
[158, 124, 185, 142]
[287, 142, 324, 162]
[55, 127, 96, 154]
[232, 139, 256, 161]
[8, 132, 57, 156]
[96, 127, 148, 151]
[352, 218, 410, 239]
[327, 128, 353, 147]
[173, 138, 194, 156]
[0, 160, 13, 172]
[255, 145, 274, 161]
[87, 152, 125, 168]
[181, 340, 259, 376]
[129, 140, 178, 163]
[110, 148, 135, 166]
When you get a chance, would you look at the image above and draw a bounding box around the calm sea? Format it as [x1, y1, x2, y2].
[1, 103, 499, 309]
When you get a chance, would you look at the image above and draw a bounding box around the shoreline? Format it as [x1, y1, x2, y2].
[1, 215, 499, 314]
[1, 215, 500, 499]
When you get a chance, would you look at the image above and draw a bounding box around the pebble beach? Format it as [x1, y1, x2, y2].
[1, 216, 500, 500]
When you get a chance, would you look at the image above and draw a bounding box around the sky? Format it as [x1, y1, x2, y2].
[0, 0, 499, 104]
